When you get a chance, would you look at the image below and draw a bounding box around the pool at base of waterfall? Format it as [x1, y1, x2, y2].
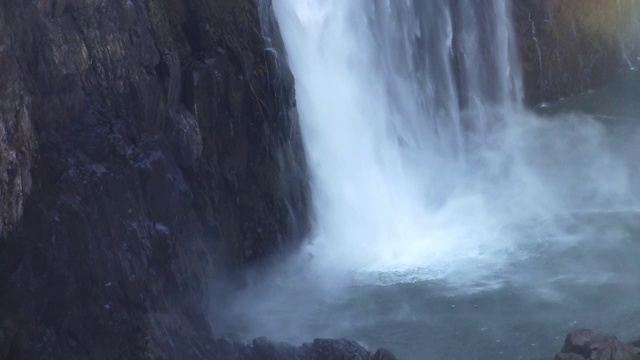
[217, 210, 640, 360]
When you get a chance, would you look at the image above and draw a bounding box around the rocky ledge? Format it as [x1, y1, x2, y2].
[205, 337, 397, 360]
[554, 330, 640, 360]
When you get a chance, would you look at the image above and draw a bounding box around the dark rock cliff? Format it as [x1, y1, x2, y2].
[0, 0, 309, 358]
[514, 0, 640, 105]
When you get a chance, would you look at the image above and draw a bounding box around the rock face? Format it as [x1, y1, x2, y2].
[514, 0, 640, 104]
[0, 0, 309, 358]
[554, 330, 640, 360]
[202, 337, 398, 360]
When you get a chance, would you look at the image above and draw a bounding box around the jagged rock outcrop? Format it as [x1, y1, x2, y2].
[207, 337, 398, 360]
[0, 0, 309, 358]
[514, 0, 640, 104]
[553, 330, 640, 360]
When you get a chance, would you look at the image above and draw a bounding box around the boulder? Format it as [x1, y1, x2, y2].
[553, 329, 640, 360]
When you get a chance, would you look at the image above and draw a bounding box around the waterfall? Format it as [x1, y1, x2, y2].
[271, 0, 636, 285]
[213, 3, 640, 358]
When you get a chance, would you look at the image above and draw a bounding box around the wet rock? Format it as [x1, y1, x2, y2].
[0, 39, 36, 239]
[553, 330, 640, 360]
[310, 338, 374, 360]
[0, 325, 7, 359]
[562, 329, 618, 357]
[594, 342, 639, 360]
[513, 0, 640, 104]
[209, 337, 400, 360]
[555, 354, 587, 360]
[167, 106, 203, 169]
[0, 0, 309, 359]
[373, 348, 400, 360]
[251, 337, 307, 360]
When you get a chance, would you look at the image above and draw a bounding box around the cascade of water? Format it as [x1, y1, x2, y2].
[271, 0, 635, 283]
[215, 3, 640, 357]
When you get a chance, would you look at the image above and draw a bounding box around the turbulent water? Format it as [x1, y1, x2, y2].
[214, 1, 640, 359]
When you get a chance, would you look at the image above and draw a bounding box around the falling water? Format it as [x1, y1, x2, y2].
[270, 0, 635, 283]
[215, 1, 640, 359]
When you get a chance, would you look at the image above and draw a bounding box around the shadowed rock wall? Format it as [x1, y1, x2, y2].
[0, 0, 309, 358]
[514, 0, 640, 104]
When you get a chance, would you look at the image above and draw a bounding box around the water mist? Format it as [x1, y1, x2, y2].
[268, 0, 635, 283]
[214, 1, 640, 359]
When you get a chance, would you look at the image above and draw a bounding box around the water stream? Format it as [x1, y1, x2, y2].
[215, 1, 640, 359]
